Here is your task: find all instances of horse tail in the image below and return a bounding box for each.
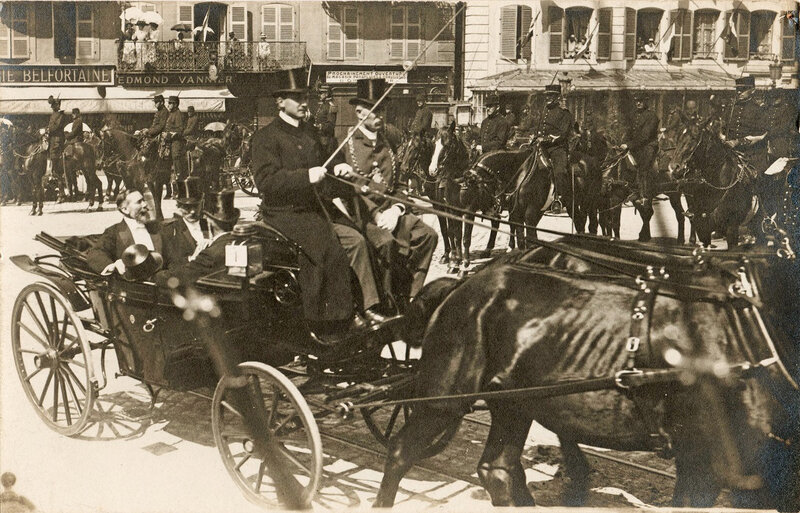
[402,277,460,347]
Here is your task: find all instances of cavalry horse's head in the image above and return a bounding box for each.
[429,123,470,179]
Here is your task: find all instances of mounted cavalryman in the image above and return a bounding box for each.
[45,95,69,203]
[724,75,768,173]
[310,84,338,155]
[621,90,660,241]
[478,92,512,154]
[538,84,573,206]
[409,92,433,138]
[165,95,187,182]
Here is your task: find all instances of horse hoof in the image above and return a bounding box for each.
[447,266,459,275]
[97,205,104,212]
[438,255,449,265]
[29,210,36,216]
[462,260,470,269]
[457,269,468,279]
[37,211,43,216]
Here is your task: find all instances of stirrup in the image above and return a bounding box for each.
[549,197,563,215]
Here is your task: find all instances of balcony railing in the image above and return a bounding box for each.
[117,41,307,72]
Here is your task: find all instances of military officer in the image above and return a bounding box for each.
[183,105,200,140]
[622,91,659,197]
[142,94,168,140]
[479,92,512,153]
[725,76,769,173]
[332,78,437,316]
[165,96,187,182]
[250,68,357,342]
[537,84,573,199]
[46,95,69,202]
[65,108,84,144]
[310,84,338,155]
[409,92,433,137]
[136,94,171,214]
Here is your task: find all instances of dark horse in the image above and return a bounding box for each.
[187,138,226,192]
[397,132,435,198]
[671,119,760,249]
[376,224,799,509]
[19,132,49,215]
[98,127,155,212]
[63,139,103,211]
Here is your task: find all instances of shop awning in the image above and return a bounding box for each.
[469,68,737,93]
[0,86,233,114]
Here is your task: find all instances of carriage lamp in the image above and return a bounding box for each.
[226,223,263,278]
[769,59,783,88]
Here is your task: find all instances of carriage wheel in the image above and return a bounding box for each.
[234,170,259,197]
[360,402,456,460]
[11,282,97,436]
[212,362,322,509]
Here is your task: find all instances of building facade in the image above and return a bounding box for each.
[463,0,798,129]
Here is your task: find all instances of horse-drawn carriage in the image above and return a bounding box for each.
[9,225,425,509]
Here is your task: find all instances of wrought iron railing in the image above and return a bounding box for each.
[117,41,307,72]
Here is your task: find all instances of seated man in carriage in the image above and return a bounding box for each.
[160,176,208,272]
[86,188,163,276]
[330,79,437,316]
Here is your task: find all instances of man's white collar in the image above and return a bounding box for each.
[122,216,146,230]
[279,111,300,127]
[358,126,378,140]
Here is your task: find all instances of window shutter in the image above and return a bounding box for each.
[262,5,277,40]
[279,5,294,41]
[229,5,247,41]
[178,5,193,25]
[670,9,691,61]
[624,8,636,60]
[597,8,611,60]
[13,4,30,58]
[76,3,94,59]
[782,15,794,62]
[724,10,749,61]
[407,6,421,61]
[327,8,342,60]
[343,7,359,60]
[548,6,563,59]
[390,7,404,59]
[0,22,9,59]
[519,6,532,60]
[500,5,517,60]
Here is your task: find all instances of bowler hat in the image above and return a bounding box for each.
[272,68,310,97]
[544,84,561,95]
[174,176,202,205]
[735,75,755,91]
[350,78,388,108]
[203,189,240,225]
[153,94,165,102]
[121,244,164,282]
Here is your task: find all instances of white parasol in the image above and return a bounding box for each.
[63,122,92,133]
[141,11,163,26]
[120,6,145,23]
[203,122,227,132]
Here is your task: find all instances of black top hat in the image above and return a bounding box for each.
[544,84,561,95]
[153,94,165,102]
[203,189,240,225]
[272,68,309,97]
[121,244,164,281]
[168,95,180,104]
[735,75,755,91]
[174,176,202,205]
[485,92,500,106]
[350,78,388,108]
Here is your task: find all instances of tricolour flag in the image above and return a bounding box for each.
[724,12,739,57]
[201,7,211,42]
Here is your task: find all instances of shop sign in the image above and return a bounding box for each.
[0,65,115,86]
[118,73,233,87]
[326,70,408,84]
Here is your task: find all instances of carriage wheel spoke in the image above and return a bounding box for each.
[388,343,398,361]
[21,301,51,345]
[266,386,279,427]
[62,363,87,395]
[403,405,411,422]
[255,460,267,493]
[24,366,45,383]
[49,296,59,345]
[276,444,311,475]
[62,368,84,415]
[234,453,251,471]
[384,405,401,439]
[19,348,44,355]
[16,321,49,350]
[272,413,301,438]
[65,359,86,369]
[37,368,55,407]
[33,292,52,336]
[58,370,72,424]
[57,314,70,350]
[52,366,60,422]
[221,400,244,419]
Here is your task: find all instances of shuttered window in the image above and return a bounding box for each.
[0,3,30,59]
[327,5,359,61]
[548,6,563,60]
[624,8,636,60]
[596,8,611,60]
[390,5,422,61]
[781,14,795,62]
[499,5,532,61]
[693,10,718,58]
[178,4,193,26]
[228,5,247,41]
[669,9,692,61]
[723,10,749,61]
[262,4,294,41]
[76,3,96,59]
[749,11,775,59]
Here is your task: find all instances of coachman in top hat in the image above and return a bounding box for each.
[250,68,357,340]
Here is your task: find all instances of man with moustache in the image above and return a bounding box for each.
[250,68,358,343]
[160,177,207,272]
[86,188,163,275]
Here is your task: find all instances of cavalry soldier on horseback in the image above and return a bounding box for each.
[183,105,200,140]
[250,68,359,344]
[479,92,512,154]
[538,84,573,203]
[165,96,187,182]
[310,84,338,155]
[332,78,437,318]
[45,95,69,203]
[621,90,659,240]
[65,108,84,144]
[409,92,433,138]
[725,76,769,172]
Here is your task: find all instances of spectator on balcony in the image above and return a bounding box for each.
[173,31,188,51]
[643,38,657,59]
[224,32,245,70]
[257,33,277,71]
[566,34,577,58]
[133,20,148,70]
[120,22,137,70]
[143,23,159,71]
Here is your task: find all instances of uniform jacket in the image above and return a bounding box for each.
[409,106,433,135]
[727,95,767,143]
[540,104,573,149]
[66,115,84,142]
[161,214,200,272]
[146,106,168,138]
[183,114,200,138]
[165,109,185,135]
[85,219,164,274]
[311,100,337,138]
[480,111,512,153]
[627,108,659,151]
[338,128,397,220]
[251,116,345,213]
[47,110,68,140]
